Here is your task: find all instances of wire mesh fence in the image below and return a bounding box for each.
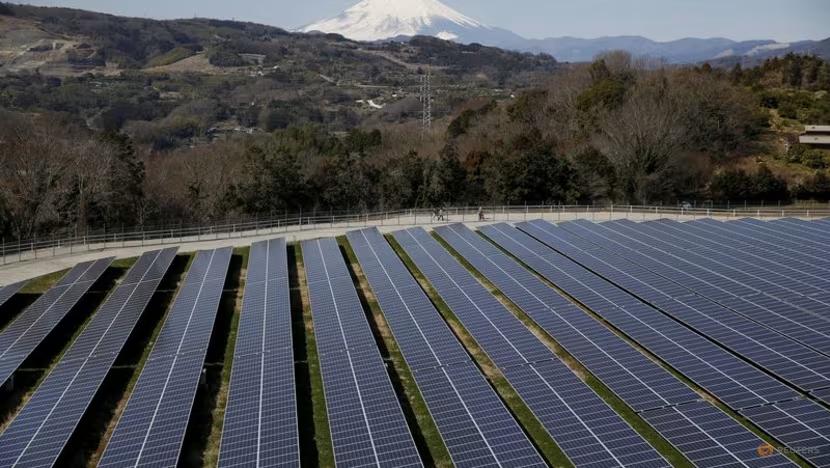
[2,204,828,266]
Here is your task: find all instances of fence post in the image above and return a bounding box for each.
[1,237,4,265]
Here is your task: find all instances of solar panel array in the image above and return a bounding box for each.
[606,223,830,356]
[219,239,299,468]
[0,281,26,311]
[0,248,177,468]
[99,247,232,467]
[395,227,668,467]
[434,224,795,467]
[533,219,830,467]
[479,222,797,411]
[302,237,422,468]
[643,219,830,357]
[435,223,698,412]
[520,220,830,395]
[0,258,113,388]
[346,228,546,468]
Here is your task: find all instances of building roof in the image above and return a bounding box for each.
[800,135,830,145]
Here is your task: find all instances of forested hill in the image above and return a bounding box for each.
[0,2,555,77]
[0,3,829,244]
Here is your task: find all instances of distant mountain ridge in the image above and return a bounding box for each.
[302,0,829,64]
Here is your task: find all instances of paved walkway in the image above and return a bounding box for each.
[0,210,777,285]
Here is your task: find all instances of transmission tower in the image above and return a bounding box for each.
[420,67,433,133]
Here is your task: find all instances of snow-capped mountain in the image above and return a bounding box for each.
[300,0,523,46]
[300,0,827,64]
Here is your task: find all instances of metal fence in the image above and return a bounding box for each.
[3,204,829,267]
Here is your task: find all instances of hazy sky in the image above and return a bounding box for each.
[19,0,830,42]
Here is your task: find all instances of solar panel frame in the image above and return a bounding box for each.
[481,222,798,410]
[520,220,830,394]
[0,248,177,468]
[346,228,546,468]
[301,237,422,468]
[0,257,114,387]
[611,219,827,299]
[740,399,830,467]
[99,247,231,468]
[641,402,794,468]
[218,239,299,468]
[395,227,669,468]
[434,223,702,413]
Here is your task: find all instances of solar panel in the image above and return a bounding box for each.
[648,220,830,355]
[663,219,830,280]
[302,238,422,468]
[641,402,794,467]
[218,239,299,468]
[611,220,826,299]
[775,218,830,237]
[738,218,830,249]
[480,223,798,410]
[0,281,26,311]
[99,247,231,467]
[694,219,830,271]
[346,228,546,468]
[740,399,830,467]
[519,220,830,394]
[0,257,114,388]
[0,248,177,468]
[394,227,668,467]
[432,224,699,412]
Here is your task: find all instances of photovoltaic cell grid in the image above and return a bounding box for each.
[395,228,669,468]
[645,219,830,357]
[641,402,795,468]
[99,247,232,467]
[697,218,830,275]
[479,222,797,411]
[434,223,699,413]
[0,248,177,468]
[302,238,422,468]
[741,399,830,467]
[605,219,830,318]
[693,218,830,313]
[435,224,795,467]
[521,220,830,395]
[651,219,830,294]
[219,239,299,468]
[346,228,546,468]
[0,258,113,387]
[607,219,830,327]
[549,219,830,466]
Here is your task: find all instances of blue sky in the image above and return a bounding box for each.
[19,0,830,42]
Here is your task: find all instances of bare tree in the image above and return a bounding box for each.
[595,75,688,203]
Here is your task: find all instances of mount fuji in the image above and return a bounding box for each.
[300,0,827,64]
[300,0,525,47]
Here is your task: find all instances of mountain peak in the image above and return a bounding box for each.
[300,0,489,42]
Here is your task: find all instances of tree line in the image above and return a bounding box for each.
[2,53,829,241]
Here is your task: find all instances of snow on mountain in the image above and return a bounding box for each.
[300,0,825,64]
[299,0,523,46]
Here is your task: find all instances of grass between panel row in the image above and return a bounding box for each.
[338,236,453,468]
[461,228,811,468]
[426,230,695,468]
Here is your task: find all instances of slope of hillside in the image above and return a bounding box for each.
[0,2,555,79]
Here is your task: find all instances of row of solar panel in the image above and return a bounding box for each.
[1,217,828,467]
[505,218,830,467]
